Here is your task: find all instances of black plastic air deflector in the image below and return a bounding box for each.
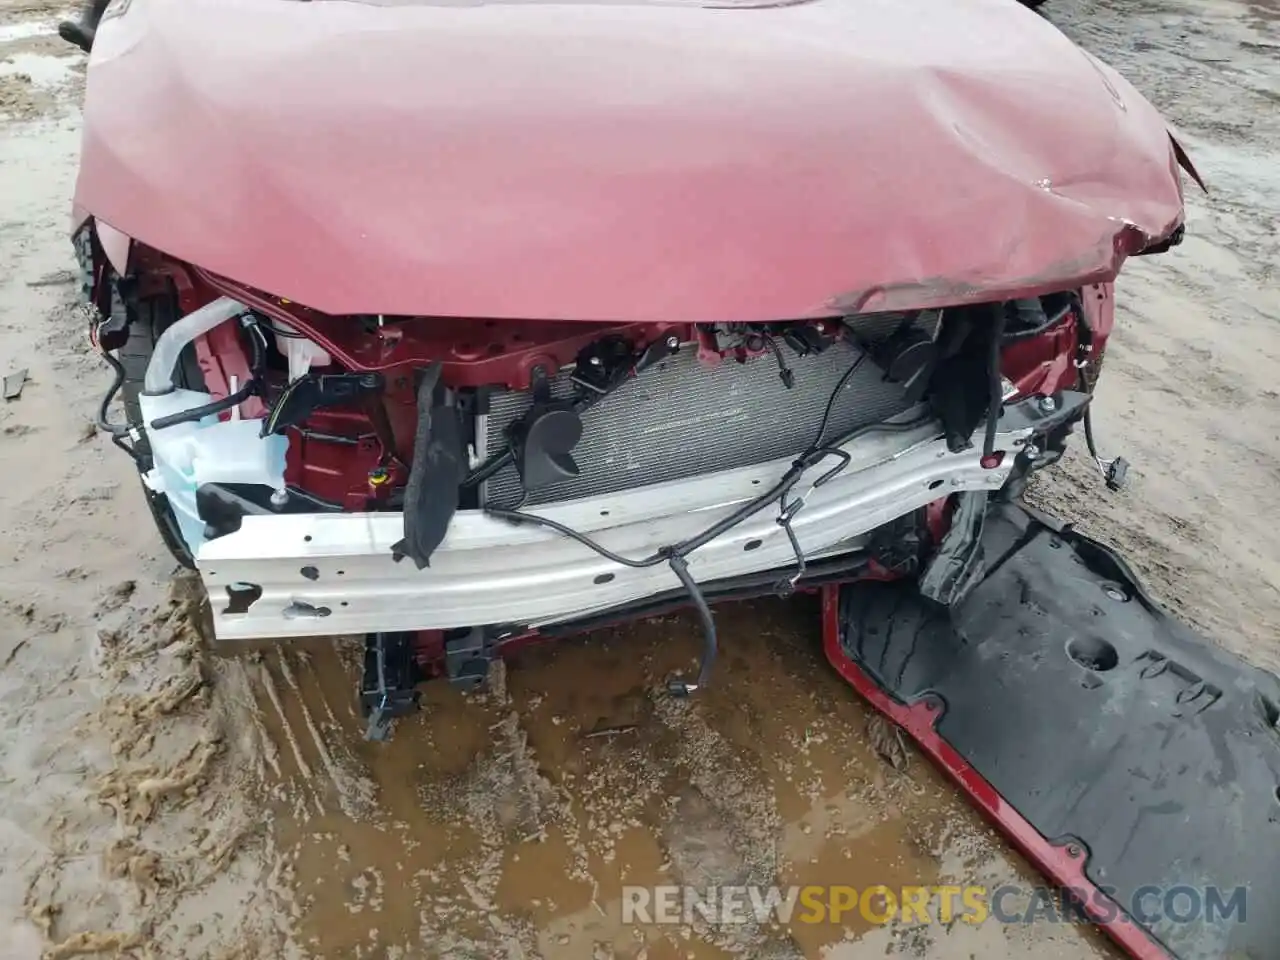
[837,503,1280,960]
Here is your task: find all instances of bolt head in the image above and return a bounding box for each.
[270,488,289,506]
[589,355,603,366]
[665,335,680,349]
[1038,395,1058,413]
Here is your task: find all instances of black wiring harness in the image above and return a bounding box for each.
[93,347,144,465]
[484,342,930,695]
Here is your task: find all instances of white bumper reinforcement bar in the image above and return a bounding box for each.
[200,417,1032,641]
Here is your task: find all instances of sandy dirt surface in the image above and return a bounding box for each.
[0,0,1276,957]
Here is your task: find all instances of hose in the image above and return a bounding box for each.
[147,321,265,431]
[143,296,246,395]
[148,379,258,430]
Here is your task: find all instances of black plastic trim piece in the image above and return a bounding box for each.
[836,502,1280,960]
[196,482,343,541]
[535,551,870,638]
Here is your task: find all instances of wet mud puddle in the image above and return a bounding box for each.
[0,5,80,122]
[241,600,1118,959]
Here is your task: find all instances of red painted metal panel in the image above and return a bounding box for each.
[75,0,1186,321]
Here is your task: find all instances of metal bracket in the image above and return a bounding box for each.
[918,490,989,607]
[359,631,422,741]
[996,389,1091,435]
[262,371,385,437]
[443,627,494,690]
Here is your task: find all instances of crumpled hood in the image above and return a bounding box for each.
[75,0,1188,321]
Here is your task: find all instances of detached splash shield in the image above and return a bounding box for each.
[825,502,1280,960]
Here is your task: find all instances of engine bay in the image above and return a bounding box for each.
[84,244,1116,701]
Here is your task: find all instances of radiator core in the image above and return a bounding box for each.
[481,316,933,507]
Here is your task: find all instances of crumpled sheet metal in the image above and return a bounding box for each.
[75,0,1190,322]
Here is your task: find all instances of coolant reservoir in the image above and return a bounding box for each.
[138,389,289,555]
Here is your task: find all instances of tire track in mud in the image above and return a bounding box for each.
[254,657,319,793]
[239,602,1117,960]
[243,645,382,824]
[9,577,299,960]
[276,647,378,820]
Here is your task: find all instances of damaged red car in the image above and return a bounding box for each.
[62,0,1279,958]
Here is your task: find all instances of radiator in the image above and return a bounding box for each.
[480,314,934,507]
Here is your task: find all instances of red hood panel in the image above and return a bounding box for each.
[75,0,1186,321]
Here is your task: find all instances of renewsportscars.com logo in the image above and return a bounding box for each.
[621,884,1248,927]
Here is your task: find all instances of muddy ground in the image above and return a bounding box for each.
[0,0,1276,957]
